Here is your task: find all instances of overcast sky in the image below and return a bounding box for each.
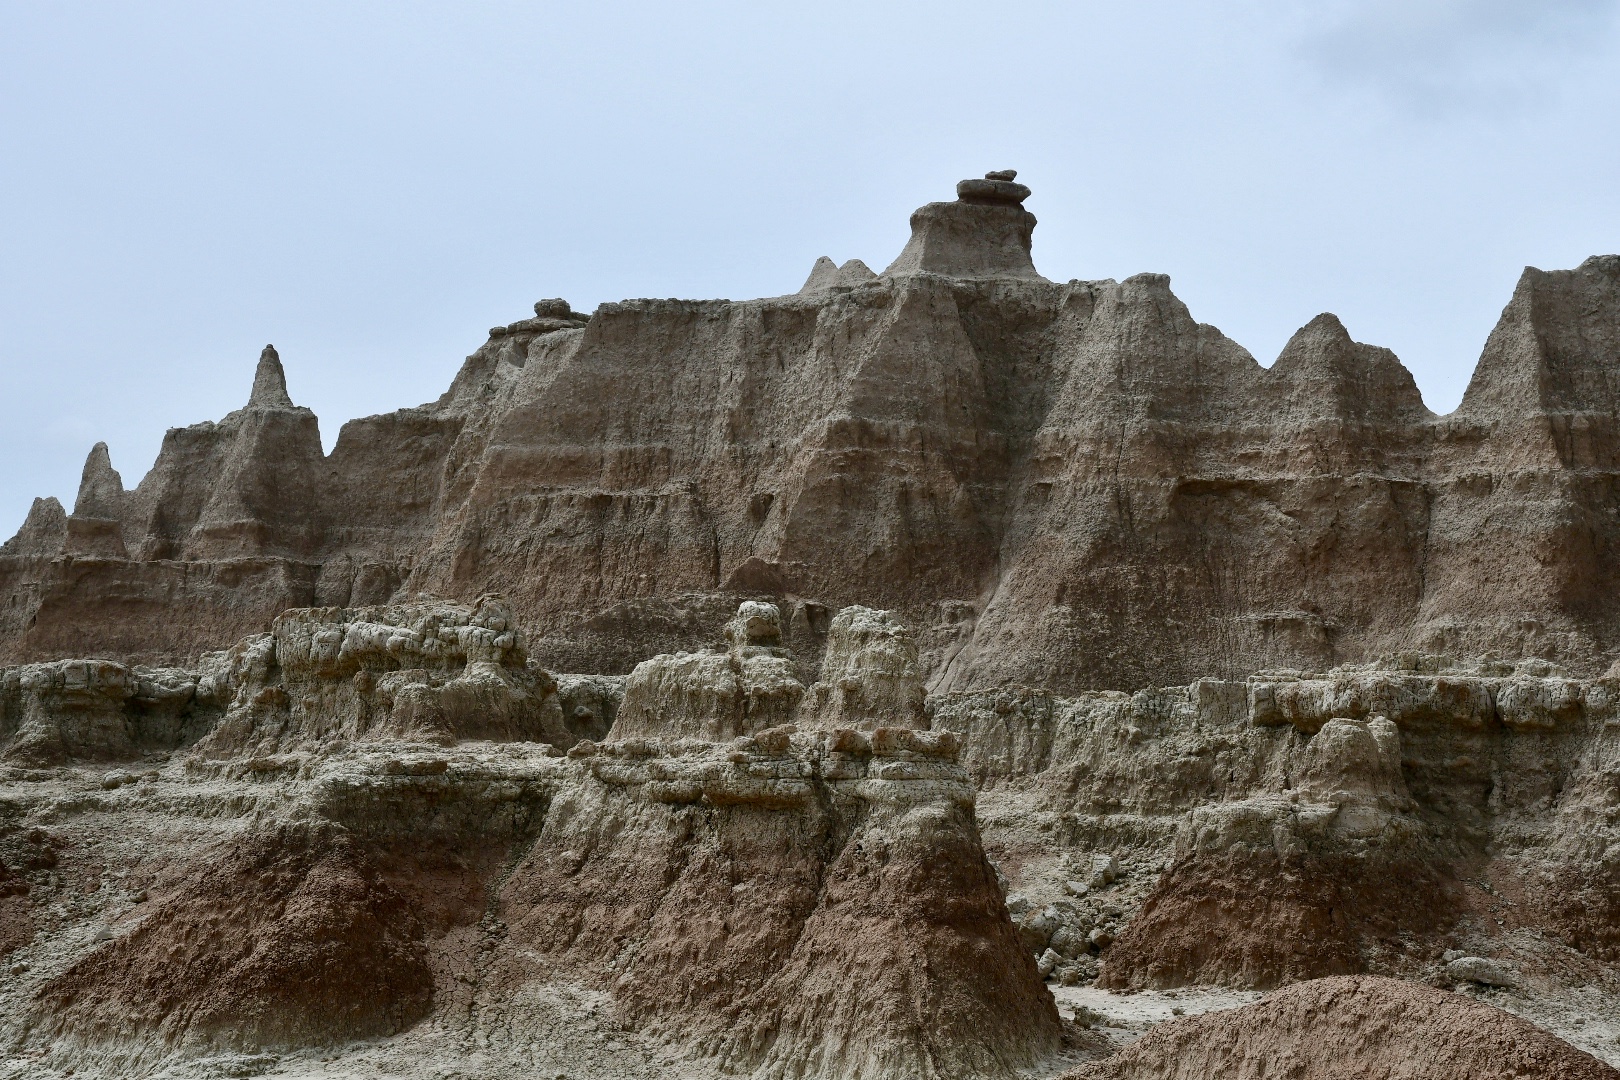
[3,0,1618,537]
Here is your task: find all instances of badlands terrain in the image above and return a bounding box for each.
[3,171,1620,1077]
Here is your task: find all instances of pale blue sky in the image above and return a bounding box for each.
[3,1,1618,536]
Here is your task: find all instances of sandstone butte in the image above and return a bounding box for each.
[2,172,1620,1079]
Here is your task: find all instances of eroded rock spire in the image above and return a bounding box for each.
[249,344,295,408]
[798,256,878,294]
[73,442,125,519]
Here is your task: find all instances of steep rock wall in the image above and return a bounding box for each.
[3,179,1619,694]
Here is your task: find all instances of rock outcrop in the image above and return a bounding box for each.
[5,173,1620,1078]
[798,256,877,293]
[608,601,805,742]
[191,595,571,755]
[0,497,65,557]
[35,822,433,1061]
[6,602,1058,1079]
[883,169,1043,280]
[926,654,1620,1000]
[3,176,1619,695]
[798,605,927,730]
[0,595,567,764]
[500,730,1056,1080]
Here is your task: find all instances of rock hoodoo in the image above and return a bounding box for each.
[247,344,295,408]
[883,169,1043,280]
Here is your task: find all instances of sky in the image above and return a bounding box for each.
[2,0,1618,537]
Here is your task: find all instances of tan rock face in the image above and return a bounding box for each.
[0,596,567,764]
[798,605,927,730]
[883,178,1042,280]
[4,603,1062,1079]
[926,656,1620,1008]
[3,178,1618,692]
[501,732,1057,1080]
[7,609,1620,1073]
[608,602,802,742]
[0,496,65,558]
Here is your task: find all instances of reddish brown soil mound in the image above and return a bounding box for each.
[1065,976,1619,1080]
[38,821,431,1050]
[0,893,30,957]
[1528,861,1620,962]
[1100,849,1459,990]
[499,773,1060,1079]
[0,829,55,956]
[742,801,1058,1078]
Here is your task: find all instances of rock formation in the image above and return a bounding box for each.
[1,601,1062,1079]
[3,173,1620,1077]
[35,822,433,1061]
[925,654,1620,1001]
[3,175,1618,695]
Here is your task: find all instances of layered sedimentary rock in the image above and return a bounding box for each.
[3,175,1618,693]
[8,602,1620,1073]
[2,601,1058,1080]
[499,729,1055,1080]
[925,652,1620,999]
[34,822,434,1064]
[5,172,1620,1077]
[0,596,565,764]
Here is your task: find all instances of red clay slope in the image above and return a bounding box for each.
[1065,975,1618,1080]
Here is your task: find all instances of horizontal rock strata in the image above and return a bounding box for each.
[6,170,1620,1078]
[3,601,1059,1079]
[2,178,1618,694]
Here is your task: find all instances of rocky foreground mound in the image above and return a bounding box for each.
[1064,976,1620,1080]
[0,598,1064,1078]
[4,595,1620,1075]
[35,822,432,1059]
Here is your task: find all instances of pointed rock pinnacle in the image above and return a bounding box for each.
[73,442,125,518]
[249,345,295,408]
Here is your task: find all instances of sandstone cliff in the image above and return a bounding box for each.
[4,177,1619,693]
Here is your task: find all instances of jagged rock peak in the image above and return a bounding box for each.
[73,442,125,519]
[0,496,66,556]
[883,169,1045,282]
[248,344,295,408]
[798,256,878,294]
[1456,253,1620,426]
[1269,313,1431,424]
